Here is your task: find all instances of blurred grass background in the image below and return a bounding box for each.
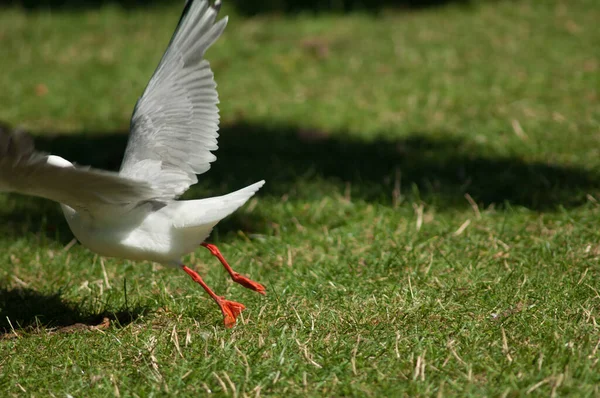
[0,0,599,396]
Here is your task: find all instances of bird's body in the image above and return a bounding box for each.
[61,181,263,265]
[0,0,265,328]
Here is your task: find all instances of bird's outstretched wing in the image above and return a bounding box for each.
[120,0,227,200]
[0,129,156,216]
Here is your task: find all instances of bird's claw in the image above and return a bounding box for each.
[218,298,246,328]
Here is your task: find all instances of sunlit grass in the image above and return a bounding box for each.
[0,0,599,395]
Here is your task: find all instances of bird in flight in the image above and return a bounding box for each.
[0,0,265,328]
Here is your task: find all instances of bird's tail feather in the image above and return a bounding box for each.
[172,180,265,228]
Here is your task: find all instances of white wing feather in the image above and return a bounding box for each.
[0,130,155,217]
[120,0,227,200]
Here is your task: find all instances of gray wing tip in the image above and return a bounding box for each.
[182,0,222,19]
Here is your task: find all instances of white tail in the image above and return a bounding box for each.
[171,180,265,228]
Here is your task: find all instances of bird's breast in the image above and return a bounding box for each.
[62,207,176,264]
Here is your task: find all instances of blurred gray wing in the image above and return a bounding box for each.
[120,0,227,200]
[0,130,156,217]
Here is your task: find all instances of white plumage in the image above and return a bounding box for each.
[0,0,265,328]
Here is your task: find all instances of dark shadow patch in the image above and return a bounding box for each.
[0,0,170,10]
[2,122,600,240]
[0,0,492,13]
[230,0,477,16]
[0,287,145,336]
[0,194,74,244]
[33,123,600,210]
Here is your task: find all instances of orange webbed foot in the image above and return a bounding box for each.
[218,298,246,328]
[231,273,266,295]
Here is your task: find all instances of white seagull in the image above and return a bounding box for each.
[0,0,265,328]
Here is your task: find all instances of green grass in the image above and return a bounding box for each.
[1,0,600,395]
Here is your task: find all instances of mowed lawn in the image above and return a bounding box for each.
[1,0,599,395]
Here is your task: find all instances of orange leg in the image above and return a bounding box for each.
[201,243,266,295]
[182,265,245,328]
[202,243,266,295]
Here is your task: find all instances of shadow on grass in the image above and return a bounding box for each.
[0,287,145,336]
[0,194,74,244]
[0,0,484,12]
[2,121,600,239]
[33,122,600,208]
[230,0,477,15]
[0,0,170,9]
